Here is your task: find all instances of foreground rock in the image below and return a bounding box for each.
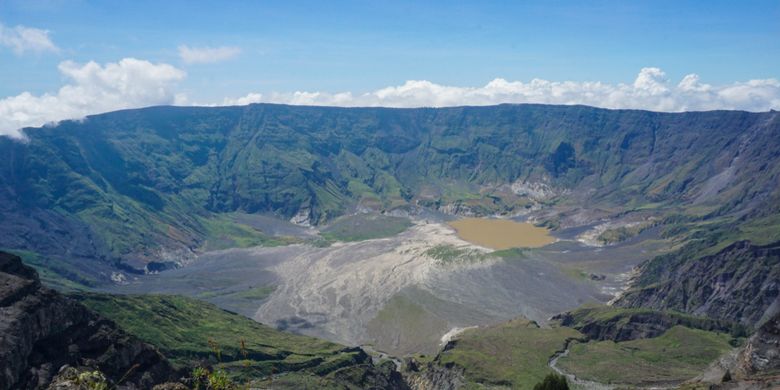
[0,251,177,389]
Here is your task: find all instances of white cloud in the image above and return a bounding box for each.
[0,58,185,138]
[222,67,780,113]
[178,45,241,64]
[2,64,779,139]
[0,23,59,54]
[220,92,263,106]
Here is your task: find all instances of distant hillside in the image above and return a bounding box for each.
[1,103,778,284]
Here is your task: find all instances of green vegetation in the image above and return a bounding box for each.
[437,318,582,389]
[72,293,355,375]
[557,304,747,337]
[423,244,488,264]
[557,326,733,385]
[74,370,109,390]
[5,248,93,290]
[319,213,411,242]
[367,294,448,355]
[490,247,529,259]
[72,293,403,388]
[192,367,237,390]
[422,242,534,265]
[223,286,276,300]
[597,222,650,245]
[200,215,297,251]
[195,285,276,306]
[533,373,569,390]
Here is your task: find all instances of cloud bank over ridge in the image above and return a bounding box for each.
[224,67,780,113]
[1,62,779,139]
[0,58,185,138]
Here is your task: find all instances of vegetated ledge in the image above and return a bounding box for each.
[71,292,409,388]
[551,304,748,342]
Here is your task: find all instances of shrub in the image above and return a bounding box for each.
[533,373,569,390]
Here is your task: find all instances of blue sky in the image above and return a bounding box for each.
[1,0,779,136]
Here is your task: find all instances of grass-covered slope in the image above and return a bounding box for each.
[414,306,745,389]
[553,304,746,341]
[73,294,346,366]
[3,248,94,290]
[433,318,582,389]
[73,293,409,388]
[557,326,734,385]
[72,293,402,388]
[320,213,412,242]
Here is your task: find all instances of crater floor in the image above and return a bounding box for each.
[109,217,669,356]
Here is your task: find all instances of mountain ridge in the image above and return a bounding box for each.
[1,104,779,335]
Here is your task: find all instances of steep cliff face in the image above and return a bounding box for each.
[0,251,175,389]
[615,240,780,327]
[402,358,464,390]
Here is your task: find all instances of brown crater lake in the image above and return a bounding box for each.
[449,218,555,249]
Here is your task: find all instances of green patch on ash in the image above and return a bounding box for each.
[195,285,277,314]
[423,245,533,266]
[367,294,450,356]
[319,213,412,242]
[423,244,488,264]
[199,215,299,251]
[195,286,277,301]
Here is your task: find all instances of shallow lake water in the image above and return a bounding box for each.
[449,218,555,249]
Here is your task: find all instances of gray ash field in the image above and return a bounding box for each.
[109,213,666,356]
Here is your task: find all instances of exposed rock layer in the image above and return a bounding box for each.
[0,251,175,389]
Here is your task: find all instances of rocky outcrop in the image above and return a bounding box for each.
[0,251,177,389]
[615,240,780,327]
[401,356,465,390]
[689,312,780,389]
[737,311,780,378]
[330,360,410,390]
